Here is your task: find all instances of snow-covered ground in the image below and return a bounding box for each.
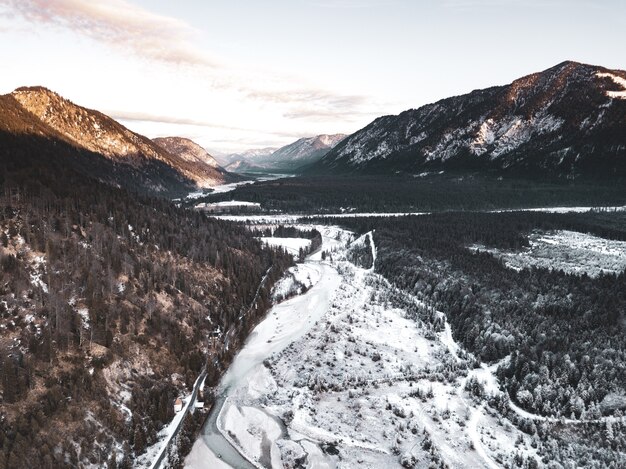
[186,223,544,469]
[259,237,311,255]
[271,263,322,301]
[196,200,261,210]
[219,257,542,468]
[185,181,256,200]
[597,72,626,99]
[186,238,342,469]
[470,229,626,277]
[184,174,288,200]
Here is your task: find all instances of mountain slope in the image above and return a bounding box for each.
[310,61,626,178]
[224,134,346,173]
[215,147,277,168]
[0,135,291,468]
[1,87,231,196]
[152,136,237,185]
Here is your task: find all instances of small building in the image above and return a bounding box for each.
[174,397,183,412]
[194,401,204,409]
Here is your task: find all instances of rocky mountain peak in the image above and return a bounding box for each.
[310,62,626,178]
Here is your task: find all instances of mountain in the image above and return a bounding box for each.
[152,136,235,184]
[214,147,277,167]
[0,87,234,196]
[224,134,346,173]
[310,61,626,178]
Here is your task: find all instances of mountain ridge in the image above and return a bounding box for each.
[224,134,346,173]
[1,86,235,196]
[308,61,626,178]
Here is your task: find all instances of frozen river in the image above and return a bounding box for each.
[185,235,342,469]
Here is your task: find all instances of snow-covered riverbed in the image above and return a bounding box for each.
[185,235,342,469]
[185,215,623,468]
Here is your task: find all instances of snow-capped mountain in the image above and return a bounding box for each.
[1,87,235,196]
[224,134,346,173]
[311,61,626,178]
[214,147,277,167]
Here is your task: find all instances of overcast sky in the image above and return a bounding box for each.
[1,0,624,153]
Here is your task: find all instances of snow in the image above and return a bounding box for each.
[184,175,285,200]
[259,237,311,255]
[137,372,206,469]
[470,230,626,277]
[271,263,322,301]
[219,261,340,392]
[183,442,232,469]
[214,205,626,224]
[187,215,626,468]
[469,113,565,159]
[77,308,90,329]
[597,72,626,99]
[196,200,261,210]
[186,223,541,468]
[221,402,283,464]
[29,255,48,293]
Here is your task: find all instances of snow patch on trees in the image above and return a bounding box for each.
[470,230,626,277]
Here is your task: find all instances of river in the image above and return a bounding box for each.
[185,230,343,469]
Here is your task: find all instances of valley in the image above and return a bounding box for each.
[1,11,626,466]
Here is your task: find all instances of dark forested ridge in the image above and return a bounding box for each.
[190,174,626,214]
[0,152,291,467]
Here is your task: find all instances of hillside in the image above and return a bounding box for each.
[1,87,233,197]
[0,155,291,467]
[310,61,626,178]
[152,136,236,184]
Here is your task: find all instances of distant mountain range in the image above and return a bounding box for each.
[222,134,346,173]
[309,61,626,179]
[214,147,277,168]
[0,87,235,197]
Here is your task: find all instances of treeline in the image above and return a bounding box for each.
[189,174,626,214]
[251,225,322,262]
[0,160,292,468]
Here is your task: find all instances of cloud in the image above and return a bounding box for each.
[109,110,244,131]
[304,0,399,8]
[3,0,216,67]
[282,106,378,122]
[441,0,592,9]
[108,110,308,139]
[246,87,366,107]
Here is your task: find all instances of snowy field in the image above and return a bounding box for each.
[216,258,543,469]
[470,230,626,277]
[186,223,546,469]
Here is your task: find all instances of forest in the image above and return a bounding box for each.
[188,174,626,214]
[0,158,292,468]
[314,210,626,466]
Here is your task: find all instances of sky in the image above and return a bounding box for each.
[1,0,625,154]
